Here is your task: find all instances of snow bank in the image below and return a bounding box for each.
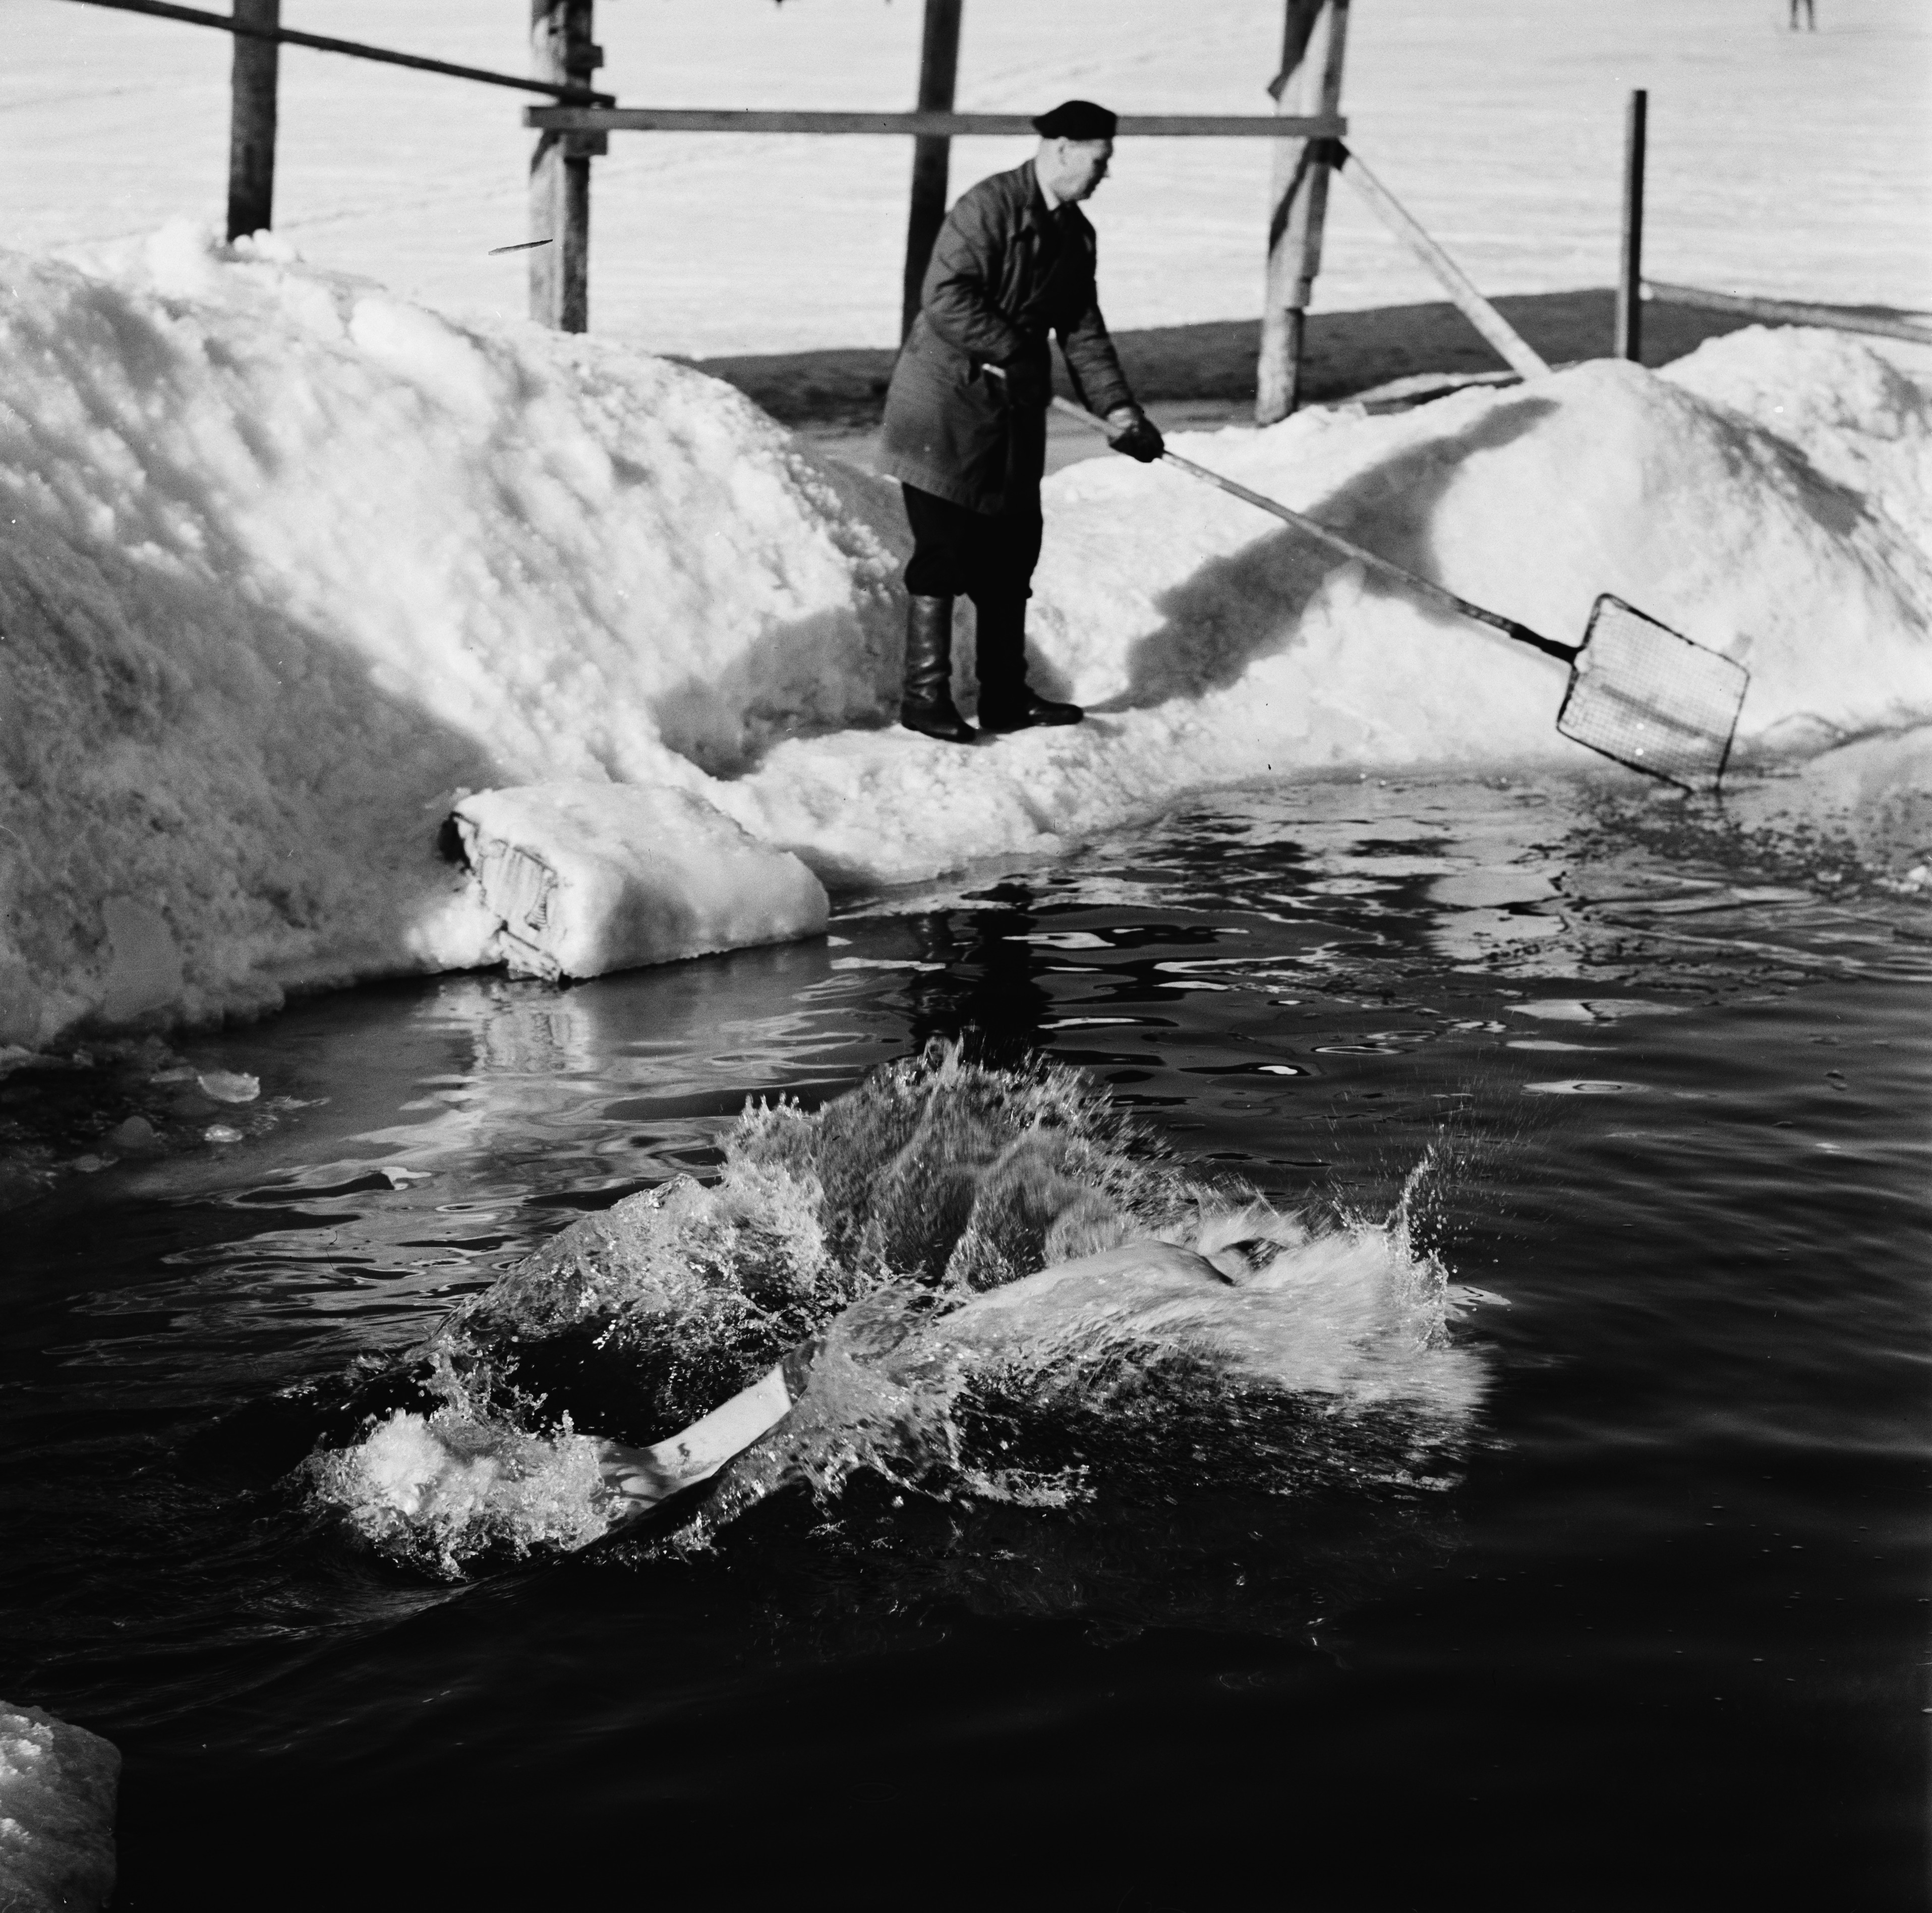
[4,228,1930,1041]
[0,1702,119,1913]
[0,226,902,1044]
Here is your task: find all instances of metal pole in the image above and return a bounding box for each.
[901,0,963,339]
[530,0,603,331]
[1616,88,1647,363]
[1257,0,1349,424]
[225,0,278,240]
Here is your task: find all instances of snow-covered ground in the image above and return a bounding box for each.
[7,0,1929,357]
[3,225,1929,1046]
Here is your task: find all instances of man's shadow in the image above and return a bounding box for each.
[1089,395,1558,713]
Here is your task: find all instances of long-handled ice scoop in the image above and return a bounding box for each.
[1050,394,1750,793]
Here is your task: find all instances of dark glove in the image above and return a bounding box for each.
[990,359,1049,410]
[1105,405,1165,463]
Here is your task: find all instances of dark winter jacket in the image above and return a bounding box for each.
[878,161,1136,515]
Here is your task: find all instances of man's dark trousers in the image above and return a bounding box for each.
[900,485,1043,608]
[901,484,1043,709]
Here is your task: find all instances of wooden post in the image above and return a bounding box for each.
[1257,0,1348,424]
[530,0,603,331]
[1616,89,1647,363]
[901,0,964,338]
[225,0,278,240]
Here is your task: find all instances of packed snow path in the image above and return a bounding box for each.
[3,228,1930,1045]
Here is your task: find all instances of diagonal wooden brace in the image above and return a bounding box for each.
[1328,141,1551,380]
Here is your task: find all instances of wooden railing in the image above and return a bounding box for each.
[524,108,1346,139]
[1643,281,1932,348]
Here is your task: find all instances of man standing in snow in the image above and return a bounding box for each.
[879,98,1165,743]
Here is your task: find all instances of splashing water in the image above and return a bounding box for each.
[304,1049,1485,1575]
[303,1354,620,1577]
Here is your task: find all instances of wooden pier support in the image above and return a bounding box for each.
[1257,0,1349,424]
[530,0,604,332]
[901,0,963,339]
[225,0,278,240]
[1617,89,1648,362]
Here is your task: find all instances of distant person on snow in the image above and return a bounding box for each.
[877,98,1166,743]
[1789,0,1814,25]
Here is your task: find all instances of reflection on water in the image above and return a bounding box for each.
[1,756,1927,1908]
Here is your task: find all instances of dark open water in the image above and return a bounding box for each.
[3,768,1927,1911]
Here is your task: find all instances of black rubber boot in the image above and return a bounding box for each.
[973,597,1083,732]
[898,595,977,743]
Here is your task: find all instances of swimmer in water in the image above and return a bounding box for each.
[596,1239,1255,1513]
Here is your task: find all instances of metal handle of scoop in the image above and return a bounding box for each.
[1049,394,1580,664]
[1024,380,1748,793]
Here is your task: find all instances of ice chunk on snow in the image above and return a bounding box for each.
[0,1702,119,1913]
[452,782,828,980]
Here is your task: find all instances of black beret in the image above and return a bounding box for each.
[1032,99,1117,141]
